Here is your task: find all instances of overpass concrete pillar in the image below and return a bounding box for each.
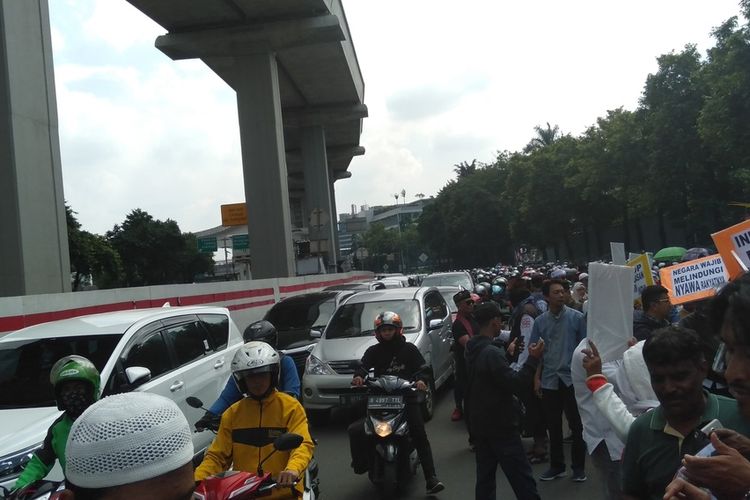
[0,0,71,297]
[235,52,295,278]
[301,125,337,270]
[329,172,341,267]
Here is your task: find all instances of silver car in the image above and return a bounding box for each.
[302,287,454,422]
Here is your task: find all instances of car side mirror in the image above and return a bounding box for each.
[310,329,322,339]
[428,319,444,331]
[125,366,151,387]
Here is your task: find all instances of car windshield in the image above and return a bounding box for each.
[325,300,421,339]
[421,274,472,289]
[0,335,121,409]
[267,297,337,334]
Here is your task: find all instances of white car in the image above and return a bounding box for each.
[0,306,243,490]
[302,287,455,422]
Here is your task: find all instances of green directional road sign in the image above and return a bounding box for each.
[232,234,249,250]
[197,236,218,253]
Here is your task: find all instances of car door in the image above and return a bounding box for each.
[423,291,452,383]
[160,315,230,442]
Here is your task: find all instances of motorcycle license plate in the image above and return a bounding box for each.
[367,395,404,410]
[339,394,367,406]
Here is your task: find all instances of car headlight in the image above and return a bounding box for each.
[374,421,393,437]
[0,443,43,481]
[304,355,335,376]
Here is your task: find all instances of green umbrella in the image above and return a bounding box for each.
[654,246,687,262]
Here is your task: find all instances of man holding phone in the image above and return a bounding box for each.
[620,326,750,500]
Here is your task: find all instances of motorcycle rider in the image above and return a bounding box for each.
[195,341,314,499]
[195,320,300,431]
[13,355,100,493]
[348,311,445,494]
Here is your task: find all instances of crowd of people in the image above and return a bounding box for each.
[9,261,750,500]
[442,262,750,500]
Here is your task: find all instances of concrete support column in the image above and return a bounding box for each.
[0,0,70,296]
[329,173,341,267]
[301,125,337,270]
[235,52,295,278]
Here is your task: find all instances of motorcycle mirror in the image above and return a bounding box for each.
[273,433,304,452]
[186,397,204,409]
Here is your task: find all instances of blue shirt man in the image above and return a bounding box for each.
[529,279,587,482]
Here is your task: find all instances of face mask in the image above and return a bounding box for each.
[60,385,93,419]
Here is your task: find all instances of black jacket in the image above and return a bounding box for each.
[354,335,429,383]
[464,335,538,438]
[633,310,669,341]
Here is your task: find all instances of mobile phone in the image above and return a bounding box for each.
[700,418,723,436]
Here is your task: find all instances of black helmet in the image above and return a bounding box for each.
[243,320,278,348]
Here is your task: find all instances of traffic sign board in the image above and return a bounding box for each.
[197,237,217,253]
[221,203,248,226]
[232,234,249,250]
[419,253,428,263]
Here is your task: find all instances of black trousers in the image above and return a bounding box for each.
[348,402,436,480]
[518,376,547,443]
[541,380,585,471]
[475,434,541,500]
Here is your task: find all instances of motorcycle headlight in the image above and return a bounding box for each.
[0,443,43,481]
[374,421,393,437]
[305,355,335,376]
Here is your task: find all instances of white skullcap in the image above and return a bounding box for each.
[65,392,194,489]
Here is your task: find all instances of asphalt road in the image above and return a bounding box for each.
[309,384,604,499]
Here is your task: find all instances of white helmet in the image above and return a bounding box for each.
[231,341,280,399]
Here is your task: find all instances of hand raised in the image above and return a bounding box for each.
[581,339,602,377]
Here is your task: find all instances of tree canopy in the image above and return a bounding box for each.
[67,207,213,289]
[416,9,750,267]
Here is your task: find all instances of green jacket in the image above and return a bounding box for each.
[13,413,72,491]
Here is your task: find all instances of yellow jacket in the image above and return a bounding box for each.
[195,390,314,499]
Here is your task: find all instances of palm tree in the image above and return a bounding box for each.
[453,159,477,178]
[524,122,561,153]
[415,193,425,200]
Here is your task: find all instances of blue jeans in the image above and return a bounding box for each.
[475,434,540,500]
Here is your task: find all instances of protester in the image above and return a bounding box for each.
[465,302,544,500]
[196,321,300,431]
[451,289,480,423]
[507,288,548,464]
[60,392,195,500]
[529,274,548,313]
[13,355,100,493]
[348,311,445,494]
[620,326,750,500]
[196,341,313,499]
[678,299,728,396]
[580,339,659,442]
[529,279,587,482]
[633,285,672,340]
[570,282,587,312]
[664,272,750,500]
[571,339,624,499]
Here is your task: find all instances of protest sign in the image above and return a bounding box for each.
[712,219,750,279]
[610,242,626,265]
[627,254,655,299]
[587,262,633,363]
[659,254,728,305]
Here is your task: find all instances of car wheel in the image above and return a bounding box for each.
[420,378,435,422]
[306,408,331,427]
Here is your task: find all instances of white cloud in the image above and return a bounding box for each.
[81,1,161,52]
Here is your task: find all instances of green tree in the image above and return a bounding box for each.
[107,209,213,286]
[67,205,123,290]
[523,122,562,153]
[453,159,478,178]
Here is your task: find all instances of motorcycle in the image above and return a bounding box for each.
[0,481,64,500]
[188,397,320,500]
[351,375,420,497]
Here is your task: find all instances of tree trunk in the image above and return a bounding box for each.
[657,208,668,248]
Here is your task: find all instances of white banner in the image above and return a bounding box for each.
[586,262,634,363]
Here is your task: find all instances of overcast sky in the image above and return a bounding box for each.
[49,0,744,235]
